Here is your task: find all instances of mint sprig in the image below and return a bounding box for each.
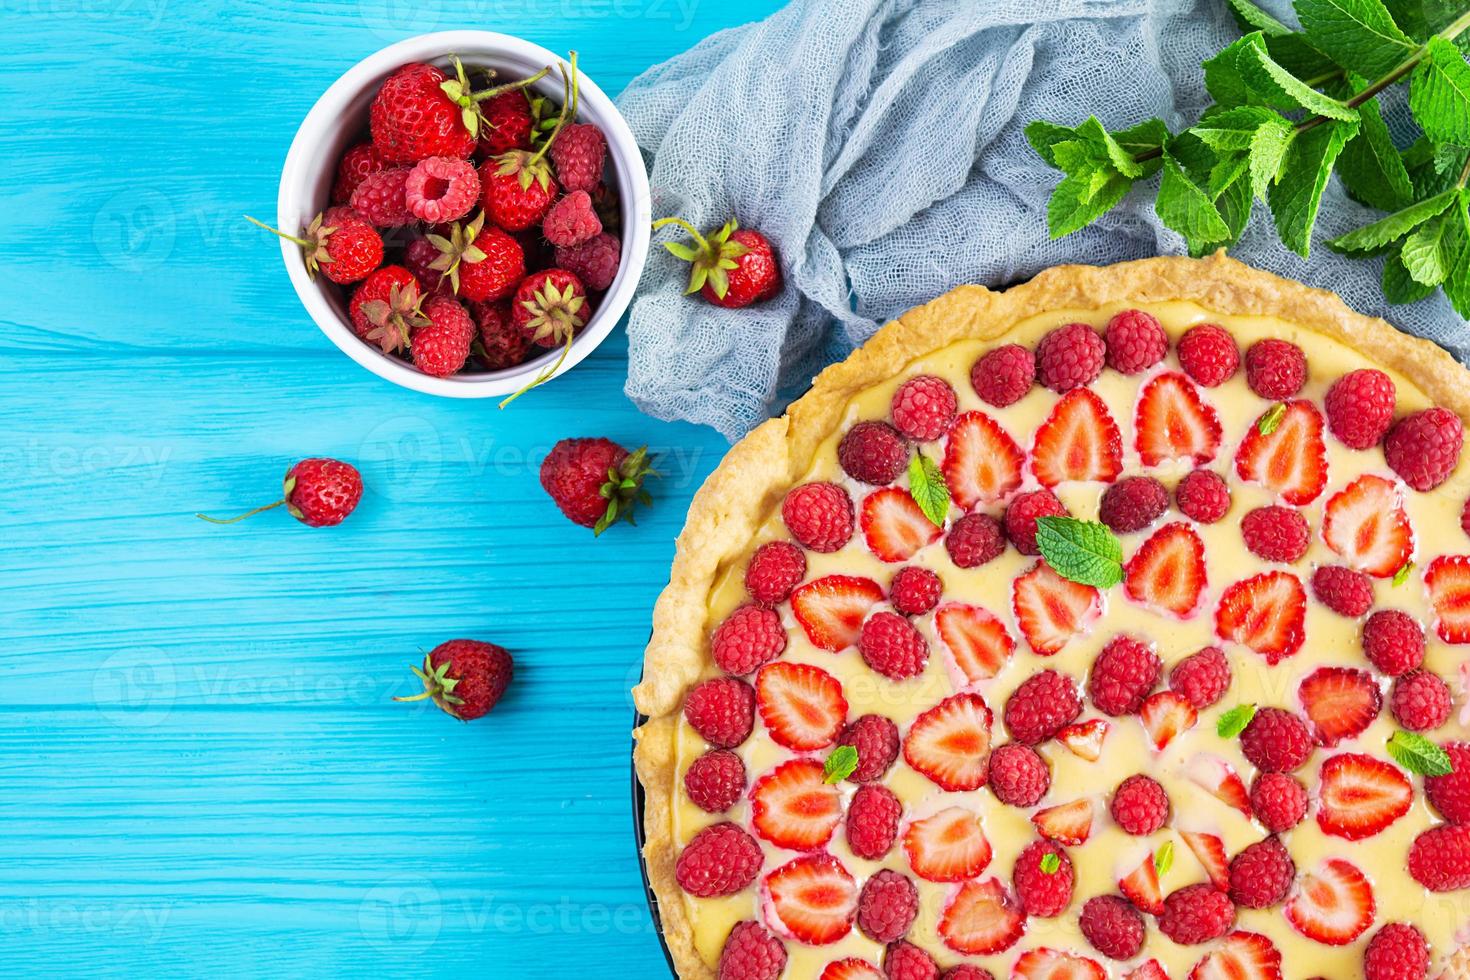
[1258,402,1288,434]
[823,745,860,784]
[907,452,950,528]
[1217,703,1258,738]
[1039,852,1062,875]
[1387,729,1455,775]
[1034,516,1123,588]
[1154,840,1175,876]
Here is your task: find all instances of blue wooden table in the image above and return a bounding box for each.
[1,3,783,975]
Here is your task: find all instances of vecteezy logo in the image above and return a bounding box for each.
[92,189,176,272]
[356,415,445,503]
[358,875,443,953]
[92,647,177,728]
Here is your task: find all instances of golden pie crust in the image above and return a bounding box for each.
[632,253,1470,980]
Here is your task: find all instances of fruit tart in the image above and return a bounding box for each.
[633,254,1470,980]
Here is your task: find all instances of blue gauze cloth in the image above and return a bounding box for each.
[616,0,1470,442]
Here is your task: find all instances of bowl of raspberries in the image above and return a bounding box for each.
[270,31,650,400]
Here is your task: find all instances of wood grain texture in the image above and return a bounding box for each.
[0,2,780,974]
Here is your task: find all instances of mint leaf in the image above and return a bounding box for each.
[1258,402,1288,434]
[1192,106,1281,152]
[1410,37,1470,145]
[1406,139,1470,198]
[1387,729,1455,775]
[1154,840,1175,876]
[907,452,950,528]
[1044,138,1135,238]
[1383,243,1440,302]
[1040,852,1061,875]
[1218,704,1258,738]
[1157,152,1233,253]
[1337,95,1416,211]
[1392,561,1415,586]
[1401,210,1456,286]
[1225,0,1293,33]
[1443,195,1470,319]
[1075,117,1146,179]
[1215,171,1256,246]
[1329,187,1459,254]
[1250,116,1295,200]
[1113,118,1171,176]
[1269,118,1360,256]
[1297,0,1418,78]
[823,745,859,784]
[1026,120,1080,168]
[1207,33,1361,119]
[1035,517,1123,589]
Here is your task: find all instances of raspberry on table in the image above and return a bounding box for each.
[838,420,908,485]
[1174,469,1231,523]
[1311,565,1375,618]
[684,749,746,813]
[1228,836,1295,908]
[1158,882,1235,944]
[1177,323,1239,387]
[1013,839,1074,917]
[847,784,902,859]
[781,482,854,553]
[1325,369,1397,449]
[883,940,938,980]
[548,122,607,193]
[1245,338,1307,399]
[891,375,958,441]
[1362,610,1425,676]
[1239,707,1313,772]
[987,743,1050,807]
[856,868,919,943]
[1036,322,1105,393]
[1408,823,1470,891]
[1104,309,1168,375]
[859,611,928,680]
[711,604,787,675]
[1240,505,1310,563]
[1004,488,1067,555]
[1363,922,1430,980]
[674,822,762,897]
[945,512,1006,568]
[1079,894,1145,960]
[404,155,480,223]
[1390,670,1452,731]
[350,166,415,226]
[1098,476,1169,534]
[1425,742,1470,824]
[970,343,1035,407]
[555,231,622,292]
[717,920,786,980]
[1088,636,1162,716]
[1169,645,1231,708]
[744,540,806,605]
[837,714,900,782]
[683,677,756,747]
[1385,407,1464,491]
[1004,669,1082,744]
[1251,772,1308,833]
[889,566,941,615]
[1110,773,1170,835]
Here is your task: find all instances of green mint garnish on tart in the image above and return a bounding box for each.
[1039,852,1061,875]
[1035,516,1123,588]
[1216,703,1258,739]
[1154,840,1175,876]
[1257,402,1288,435]
[1387,729,1454,776]
[823,745,860,784]
[907,452,951,528]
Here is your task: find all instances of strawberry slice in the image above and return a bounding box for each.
[791,575,883,651]
[1426,555,1470,643]
[1125,522,1207,618]
[755,662,847,752]
[903,692,993,791]
[1297,667,1382,747]
[860,487,941,563]
[1140,690,1198,751]
[1119,848,1164,914]
[942,410,1025,509]
[1013,561,1101,656]
[1057,718,1109,761]
[1215,570,1306,664]
[1125,961,1169,980]
[902,806,992,882]
[1012,948,1107,980]
[937,877,1026,955]
[1185,753,1252,816]
[762,853,857,946]
[1032,388,1123,487]
[1316,752,1412,840]
[1181,830,1230,891]
[819,961,883,980]
[1234,400,1328,505]
[1031,798,1095,846]
[1322,474,1414,577]
[1284,858,1375,946]
[935,602,1015,684]
[1187,931,1283,980]
[750,758,842,852]
[1135,371,1222,465]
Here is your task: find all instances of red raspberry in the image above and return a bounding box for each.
[1013,840,1074,917]
[718,920,786,980]
[1250,772,1308,832]
[838,421,908,485]
[684,749,745,813]
[1408,823,1470,891]
[1098,476,1169,533]
[1110,773,1170,834]
[1385,407,1465,491]
[970,344,1036,407]
[1079,894,1145,960]
[1245,339,1307,399]
[1464,496,1470,538]
[1174,468,1231,523]
[332,142,385,205]
[859,612,928,680]
[674,822,762,897]
[477,89,534,157]
[1004,488,1067,555]
[350,166,415,226]
[891,375,958,441]
[940,968,994,980]
[711,605,787,675]
[1227,836,1294,908]
[410,296,475,377]
[542,189,603,247]
[1240,505,1310,563]
[1311,565,1374,618]
[1425,742,1470,824]
[1390,670,1452,731]
[1089,636,1162,716]
[349,265,422,348]
[404,156,480,223]
[1004,669,1082,745]
[480,154,559,231]
[1362,610,1425,676]
[883,940,937,980]
[548,123,607,194]
[1239,707,1313,772]
[857,869,919,943]
[1178,323,1239,387]
[945,512,1006,568]
[555,232,621,292]
[471,300,532,370]
[987,743,1050,807]
[846,784,902,859]
[836,714,900,782]
[1169,646,1231,709]
[403,236,451,298]
[1325,369,1397,449]
[1158,883,1235,944]
[683,677,756,747]
[1104,309,1168,374]
[744,541,807,604]
[889,566,942,615]
[1036,322,1105,392]
[1363,923,1429,980]
[782,482,854,553]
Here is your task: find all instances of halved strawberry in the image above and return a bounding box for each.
[1322,474,1414,577]
[1234,400,1328,505]
[937,877,1026,955]
[903,692,993,791]
[819,960,883,980]
[1057,718,1109,761]
[942,410,1025,509]
[1181,830,1230,891]
[935,602,1015,685]
[1135,371,1222,466]
[1125,522,1207,618]
[1032,388,1123,487]
[1215,571,1306,664]
[1012,947,1107,980]
[1426,555,1470,643]
[1316,752,1412,841]
[1187,931,1283,980]
[1013,561,1101,656]
[1185,753,1252,816]
[1284,858,1375,946]
[1031,798,1095,846]
[1140,690,1198,750]
[755,662,847,752]
[791,575,883,651]
[860,487,941,563]
[762,853,857,946]
[902,806,992,882]
[1119,848,1163,914]
[1297,667,1382,747]
[1125,961,1169,980]
[750,758,841,852]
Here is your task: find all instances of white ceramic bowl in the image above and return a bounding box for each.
[276,30,651,398]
